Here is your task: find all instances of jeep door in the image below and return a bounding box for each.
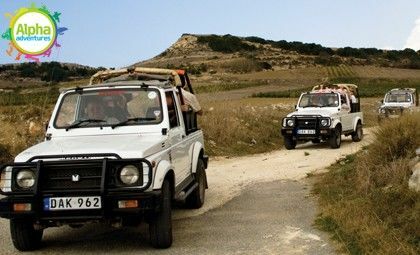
[165,91,190,184]
[338,94,354,132]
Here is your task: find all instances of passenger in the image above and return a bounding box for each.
[127,94,145,118]
[166,93,178,127]
[178,86,203,115]
[340,94,350,112]
[104,96,128,121]
[350,91,358,104]
[327,96,336,106]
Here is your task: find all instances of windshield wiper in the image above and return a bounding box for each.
[111,117,156,129]
[65,119,106,131]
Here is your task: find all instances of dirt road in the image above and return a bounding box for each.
[0,131,373,254]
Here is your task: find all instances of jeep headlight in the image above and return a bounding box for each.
[16,170,35,189]
[320,119,329,127]
[119,165,140,185]
[287,119,295,127]
[380,108,386,114]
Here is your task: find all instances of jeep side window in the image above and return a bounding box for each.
[165,92,179,129]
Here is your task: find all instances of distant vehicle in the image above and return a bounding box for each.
[0,67,208,251]
[281,83,363,149]
[378,88,419,120]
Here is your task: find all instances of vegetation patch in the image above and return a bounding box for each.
[197,34,256,53]
[195,82,267,94]
[252,78,420,98]
[195,34,420,69]
[0,87,59,106]
[199,99,292,156]
[0,62,105,83]
[313,114,420,254]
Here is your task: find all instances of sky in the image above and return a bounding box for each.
[0,0,419,68]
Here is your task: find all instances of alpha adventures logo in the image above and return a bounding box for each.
[1,4,68,62]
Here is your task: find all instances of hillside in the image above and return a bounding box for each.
[0,62,104,89]
[134,34,420,75]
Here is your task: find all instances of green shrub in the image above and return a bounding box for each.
[197,34,256,53]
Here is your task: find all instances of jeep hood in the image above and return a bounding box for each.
[287,108,338,117]
[15,134,166,162]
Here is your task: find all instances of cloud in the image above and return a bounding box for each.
[404,18,420,51]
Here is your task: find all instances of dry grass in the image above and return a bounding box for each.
[313,114,420,255]
[0,105,50,164]
[0,96,381,163]
[199,98,295,156]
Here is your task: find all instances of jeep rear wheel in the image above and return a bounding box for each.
[329,126,341,149]
[186,159,206,209]
[10,218,43,251]
[149,179,172,249]
[352,122,363,142]
[284,136,296,150]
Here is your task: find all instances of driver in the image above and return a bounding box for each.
[85,98,119,123]
[311,95,322,106]
[86,99,105,120]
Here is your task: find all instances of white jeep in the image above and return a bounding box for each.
[378,88,419,120]
[281,84,364,149]
[0,68,208,251]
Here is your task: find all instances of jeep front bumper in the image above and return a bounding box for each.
[281,127,332,140]
[281,115,333,140]
[0,156,160,223]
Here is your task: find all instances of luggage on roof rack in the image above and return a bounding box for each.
[89,67,195,93]
[89,67,196,108]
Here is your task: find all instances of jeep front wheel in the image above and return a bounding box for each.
[284,136,296,150]
[352,122,363,142]
[10,218,43,251]
[186,159,206,209]
[329,126,341,149]
[149,179,172,249]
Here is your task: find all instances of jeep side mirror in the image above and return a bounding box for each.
[294,105,297,109]
[161,128,168,135]
[380,99,383,104]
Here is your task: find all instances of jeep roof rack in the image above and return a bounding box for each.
[388,88,417,93]
[87,67,195,106]
[312,83,359,96]
[89,67,195,94]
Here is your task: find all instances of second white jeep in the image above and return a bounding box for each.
[281,83,364,149]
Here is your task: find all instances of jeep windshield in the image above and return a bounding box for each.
[54,88,163,129]
[298,93,339,108]
[384,93,412,103]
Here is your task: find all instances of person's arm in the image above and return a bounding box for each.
[181,89,202,114]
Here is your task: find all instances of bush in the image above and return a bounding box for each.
[0,143,13,164]
[196,34,256,53]
[10,62,103,83]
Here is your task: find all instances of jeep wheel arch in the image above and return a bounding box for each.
[152,160,175,190]
[352,117,363,131]
[191,142,204,174]
[331,118,341,130]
